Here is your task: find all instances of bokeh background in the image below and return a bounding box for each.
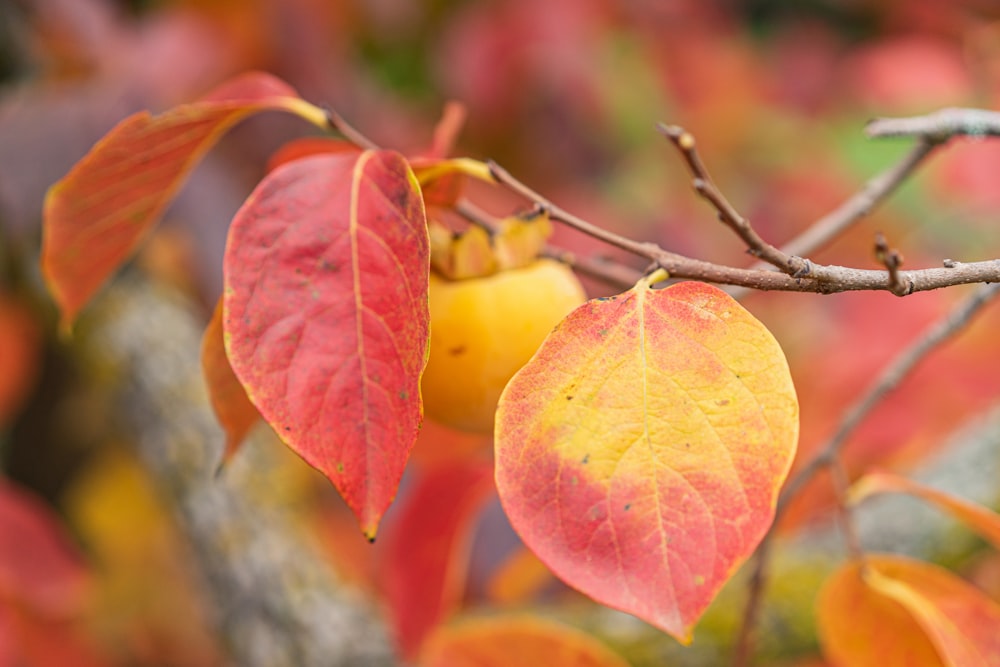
[3,1,1000,665]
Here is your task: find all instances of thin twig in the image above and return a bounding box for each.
[829,455,864,560]
[657,124,808,275]
[325,108,379,150]
[867,107,1000,140]
[732,280,1000,666]
[732,537,773,667]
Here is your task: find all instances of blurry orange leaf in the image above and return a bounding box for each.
[201,297,259,462]
[419,615,631,667]
[495,276,799,642]
[486,546,553,606]
[223,150,429,538]
[818,555,1000,667]
[42,71,328,330]
[848,471,1000,550]
[0,479,90,616]
[379,460,495,658]
[0,295,41,426]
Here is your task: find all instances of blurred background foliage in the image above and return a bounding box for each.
[3,0,1000,665]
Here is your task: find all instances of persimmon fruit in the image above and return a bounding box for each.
[421,259,586,433]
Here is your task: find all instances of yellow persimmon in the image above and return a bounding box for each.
[422,259,586,434]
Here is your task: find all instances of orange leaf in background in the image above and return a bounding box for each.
[848,471,1000,550]
[818,555,1000,667]
[41,71,328,330]
[201,297,259,463]
[486,545,554,606]
[379,460,495,659]
[419,615,632,667]
[495,276,799,642]
[223,150,429,539]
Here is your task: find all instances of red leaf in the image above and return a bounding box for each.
[0,479,90,616]
[419,615,631,667]
[201,297,259,462]
[223,150,430,538]
[41,71,327,330]
[379,460,495,658]
[496,278,798,642]
[0,295,41,426]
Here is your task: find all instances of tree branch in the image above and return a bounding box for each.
[867,107,1000,140]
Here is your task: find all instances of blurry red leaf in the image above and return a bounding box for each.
[223,150,429,538]
[843,36,972,112]
[0,295,41,426]
[265,137,361,174]
[818,555,1000,667]
[419,615,631,667]
[201,297,259,462]
[496,277,799,642]
[42,71,328,330]
[379,460,495,658]
[0,479,90,616]
[3,608,111,667]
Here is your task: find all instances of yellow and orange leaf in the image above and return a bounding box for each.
[201,297,259,462]
[419,615,632,667]
[848,471,1000,550]
[223,150,429,538]
[41,71,327,330]
[818,555,1000,667]
[495,276,799,642]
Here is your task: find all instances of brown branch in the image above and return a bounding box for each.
[867,107,1000,140]
[732,280,1000,666]
[657,124,808,275]
[325,108,379,150]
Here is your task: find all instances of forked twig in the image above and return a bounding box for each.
[657,124,809,276]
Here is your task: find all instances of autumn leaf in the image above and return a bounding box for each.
[817,555,1000,667]
[223,149,429,538]
[41,71,328,330]
[847,471,1000,549]
[495,275,799,642]
[201,297,259,462]
[419,615,632,667]
[378,460,495,658]
[0,294,41,426]
[0,479,90,616]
